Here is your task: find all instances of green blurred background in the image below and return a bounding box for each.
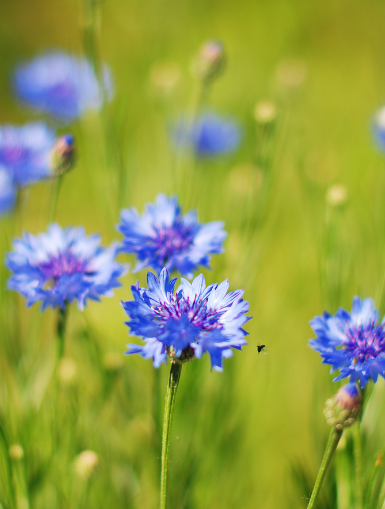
[2,0,385,507]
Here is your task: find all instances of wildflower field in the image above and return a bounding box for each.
[1,0,385,508]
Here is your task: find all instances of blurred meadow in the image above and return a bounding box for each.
[2,0,385,508]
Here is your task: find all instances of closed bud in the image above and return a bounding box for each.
[324,383,361,430]
[73,450,99,480]
[51,135,75,175]
[59,357,77,385]
[326,184,348,208]
[9,443,24,461]
[193,40,225,83]
[103,351,123,372]
[254,100,278,125]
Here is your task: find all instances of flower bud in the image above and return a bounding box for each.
[103,351,124,372]
[324,383,361,430]
[9,443,24,461]
[254,100,278,125]
[51,135,75,176]
[326,184,348,208]
[59,357,77,385]
[73,450,99,480]
[193,40,225,83]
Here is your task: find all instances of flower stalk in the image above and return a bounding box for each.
[160,361,182,509]
[307,426,343,509]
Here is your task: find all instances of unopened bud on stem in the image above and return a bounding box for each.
[324,383,361,430]
[193,40,225,83]
[51,135,75,176]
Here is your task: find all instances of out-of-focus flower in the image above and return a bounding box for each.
[59,357,77,385]
[324,383,361,429]
[275,58,307,89]
[373,106,385,150]
[51,135,75,175]
[118,194,226,278]
[7,224,127,311]
[123,268,249,371]
[192,40,226,83]
[0,123,57,186]
[0,166,16,216]
[13,51,113,123]
[254,100,278,125]
[103,351,124,372]
[310,297,385,387]
[149,61,181,96]
[73,450,99,479]
[326,184,348,208]
[9,444,24,461]
[174,113,242,156]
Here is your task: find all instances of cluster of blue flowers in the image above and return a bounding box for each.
[7,190,249,370]
[2,49,249,372]
[0,51,111,216]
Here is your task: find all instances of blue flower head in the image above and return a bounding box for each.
[310,297,385,387]
[175,112,242,156]
[13,51,113,123]
[117,194,227,278]
[0,123,58,186]
[6,224,127,310]
[123,268,250,371]
[0,165,16,216]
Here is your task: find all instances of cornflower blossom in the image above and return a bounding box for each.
[7,224,127,310]
[174,112,242,156]
[123,268,250,371]
[13,51,113,123]
[0,123,57,186]
[118,194,227,278]
[0,166,16,215]
[310,297,385,387]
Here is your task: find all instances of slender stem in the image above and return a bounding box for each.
[307,427,343,509]
[160,362,182,509]
[353,422,364,509]
[49,176,63,223]
[0,423,15,508]
[57,306,68,364]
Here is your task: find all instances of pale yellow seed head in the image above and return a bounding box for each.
[254,100,278,125]
[326,184,348,208]
[74,450,99,480]
[59,357,77,385]
[9,443,24,460]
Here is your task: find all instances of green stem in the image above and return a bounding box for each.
[0,423,15,508]
[353,422,364,509]
[57,306,68,364]
[160,362,182,509]
[307,427,343,509]
[49,176,63,223]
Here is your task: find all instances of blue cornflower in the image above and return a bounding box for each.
[123,268,249,371]
[0,166,16,215]
[310,297,385,387]
[6,224,127,310]
[13,51,113,123]
[0,123,57,186]
[117,194,227,278]
[175,112,242,156]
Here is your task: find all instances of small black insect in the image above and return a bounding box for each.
[257,344,266,354]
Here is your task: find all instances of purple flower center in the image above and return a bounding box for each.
[344,323,385,363]
[153,294,222,332]
[153,223,195,261]
[38,250,91,285]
